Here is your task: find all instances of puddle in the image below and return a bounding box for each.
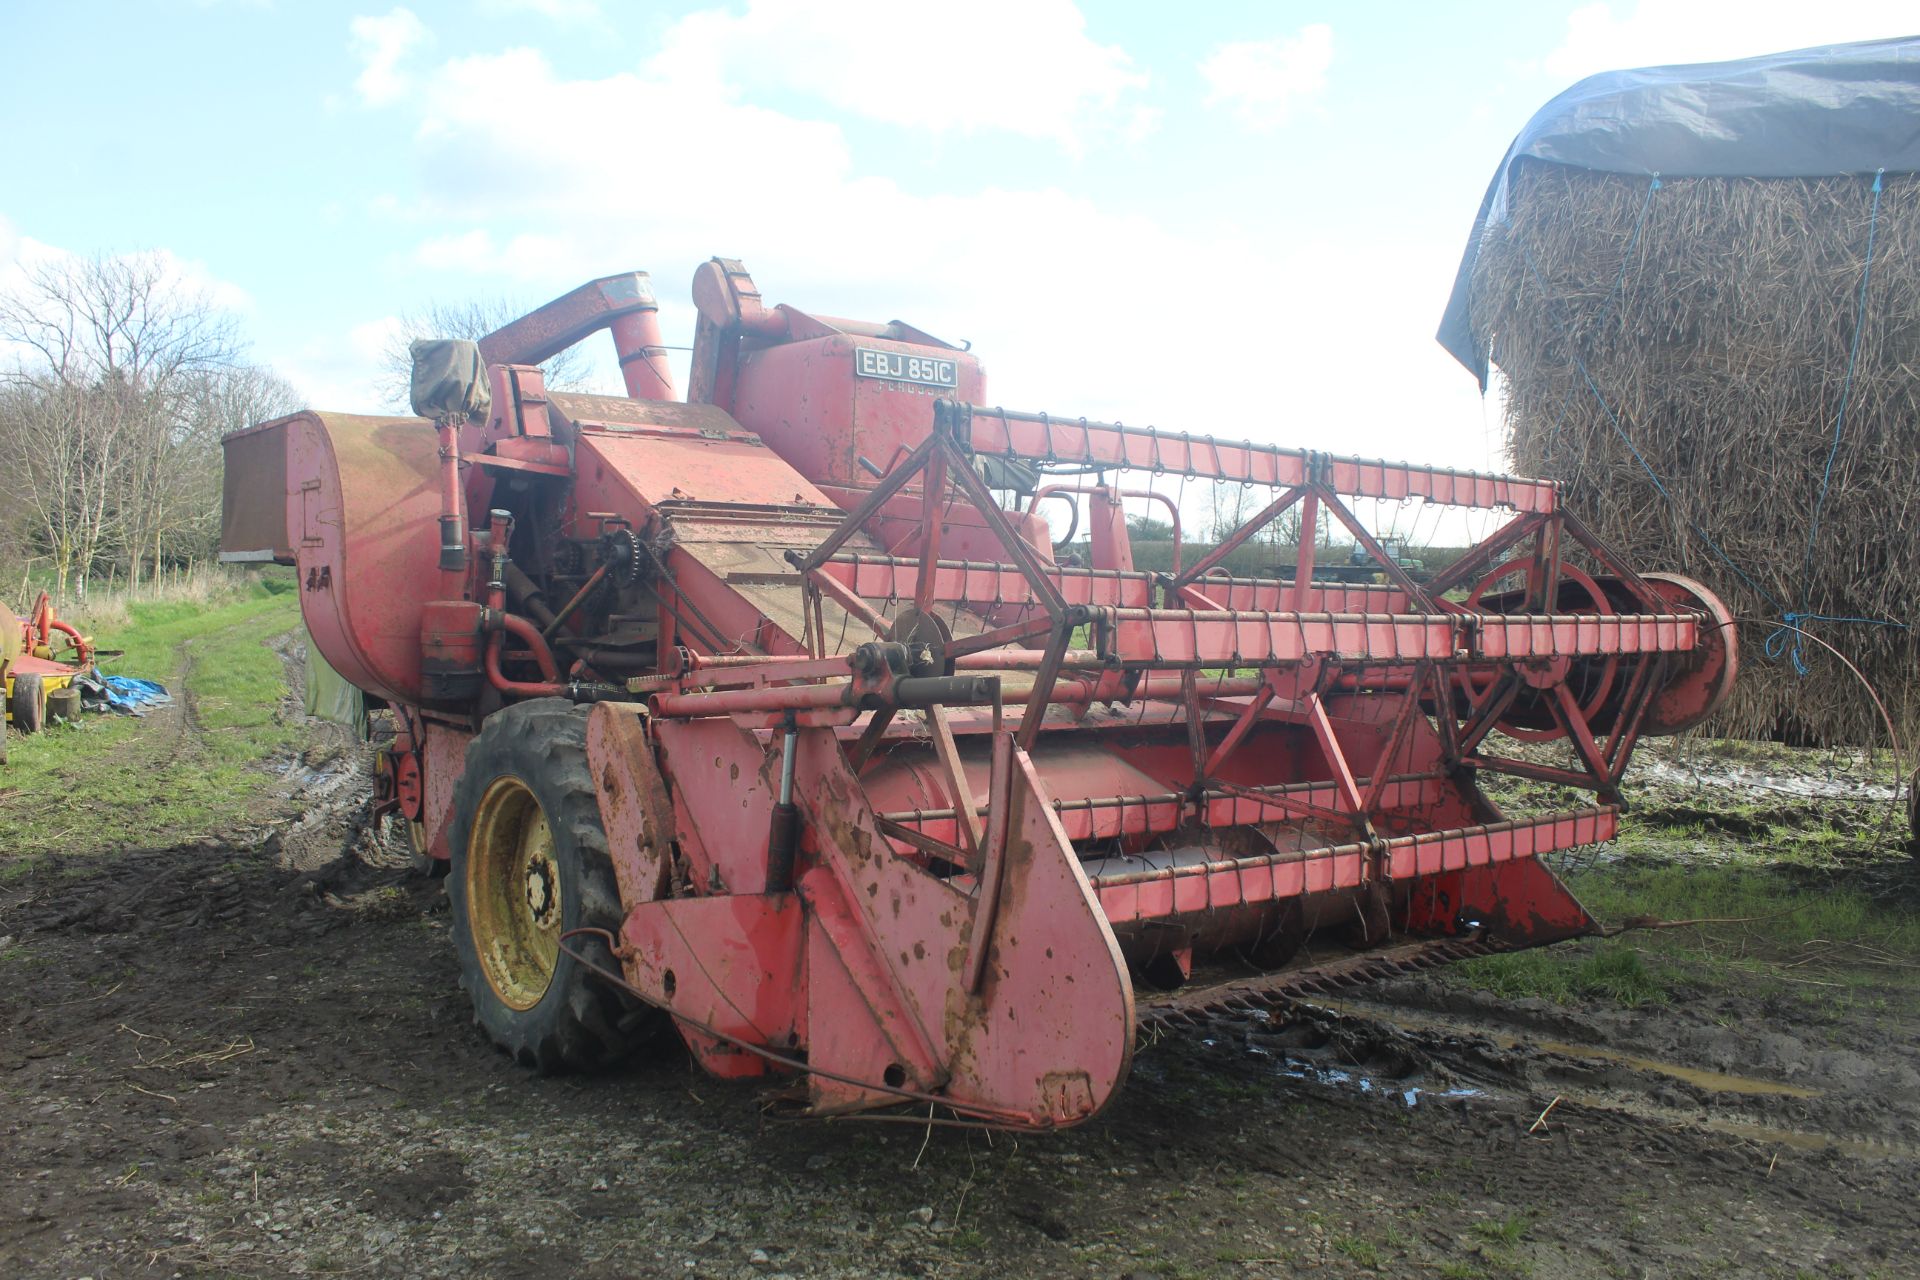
[1275,1060,1482,1108]
[1224,1035,1483,1108]
[1316,999,1820,1099]
[1527,1037,1818,1098]
[1688,1115,1916,1158]
[1195,1003,1915,1158]
[1289,1001,1920,1158]
[1639,755,1895,803]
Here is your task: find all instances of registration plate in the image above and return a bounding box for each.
[854,347,959,389]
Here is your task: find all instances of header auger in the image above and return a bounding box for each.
[221,259,1735,1128]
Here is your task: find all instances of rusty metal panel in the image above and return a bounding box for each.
[276,412,444,706]
[576,429,836,510]
[586,703,674,909]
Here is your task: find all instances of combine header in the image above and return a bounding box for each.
[221,260,1734,1128]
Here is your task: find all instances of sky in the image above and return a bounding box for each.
[2,0,1914,515]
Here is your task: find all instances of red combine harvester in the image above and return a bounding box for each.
[220,261,1734,1128]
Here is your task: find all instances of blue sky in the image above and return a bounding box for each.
[3,0,1912,496]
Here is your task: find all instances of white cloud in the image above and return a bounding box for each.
[0,232,252,318]
[481,0,602,21]
[1200,24,1333,130]
[348,315,404,365]
[349,7,430,106]
[366,42,1492,482]
[653,0,1148,150]
[1544,1,1914,82]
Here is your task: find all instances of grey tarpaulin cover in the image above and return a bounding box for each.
[409,338,492,420]
[1438,34,1920,387]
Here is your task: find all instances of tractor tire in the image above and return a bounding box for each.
[9,674,46,734]
[448,697,659,1072]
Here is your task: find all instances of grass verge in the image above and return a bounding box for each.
[1453,859,1920,1009]
[2,574,303,862]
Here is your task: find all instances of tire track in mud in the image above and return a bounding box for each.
[154,630,207,773]
[1226,991,1920,1169]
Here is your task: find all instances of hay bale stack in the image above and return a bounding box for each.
[1469,162,1920,745]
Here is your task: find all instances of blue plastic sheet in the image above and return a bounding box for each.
[72,672,172,716]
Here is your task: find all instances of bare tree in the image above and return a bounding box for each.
[137,364,302,577]
[377,296,601,412]
[0,253,247,595]
[0,253,236,392]
[1207,483,1260,544]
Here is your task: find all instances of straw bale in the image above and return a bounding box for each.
[1471,161,1920,746]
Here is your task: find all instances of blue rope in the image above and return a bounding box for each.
[1769,169,1901,674]
[1765,612,1910,673]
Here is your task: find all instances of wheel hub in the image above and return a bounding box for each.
[467,777,565,1011]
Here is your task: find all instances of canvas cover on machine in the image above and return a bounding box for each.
[409,339,492,421]
[304,626,368,737]
[1437,34,1920,387]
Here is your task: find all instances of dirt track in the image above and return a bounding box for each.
[4,689,1919,1277]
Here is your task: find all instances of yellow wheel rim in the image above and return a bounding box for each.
[467,776,564,1011]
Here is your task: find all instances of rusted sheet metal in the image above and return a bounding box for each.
[619,892,802,1079]
[796,864,946,1094]
[790,729,1133,1125]
[653,717,774,894]
[585,703,673,908]
[478,271,674,401]
[951,744,1134,1124]
[271,412,448,705]
[1638,573,1739,733]
[958,403,1560,513]
[576,429,836,511]
[724,330,987,494]
[419,719,469,861]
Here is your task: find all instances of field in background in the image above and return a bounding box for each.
[1,569,302,859]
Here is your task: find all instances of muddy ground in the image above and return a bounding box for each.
[3,669,1919,1278]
